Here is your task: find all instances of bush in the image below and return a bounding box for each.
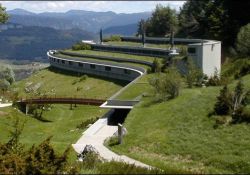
[151,58,161,73]
[72,42,92,50]
[206,68,221,86]
[97,160,162,174]
[76,117,99,129]
[236,23,250,57]
[103,35,121,42]
[185,57,204,88]
[214,85,231,115]
[149,67,182,101]
[213,80,250,124]
[222,59,250,79]
[79,75,88,82]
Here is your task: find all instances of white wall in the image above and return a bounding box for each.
[202,42,221,77]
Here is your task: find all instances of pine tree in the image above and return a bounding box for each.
[214,85,231,115]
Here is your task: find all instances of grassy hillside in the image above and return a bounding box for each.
[0,105,107,154]
[107,74,250,173]
[13,67,124,99]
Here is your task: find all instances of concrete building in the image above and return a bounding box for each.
[187,40,221,77]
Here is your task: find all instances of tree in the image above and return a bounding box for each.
[178,0,210,38]
[146,4,178,37]
[236,24,250,57]
[0,79,10,92]
[214,85,231,115]
[0,4,8,24]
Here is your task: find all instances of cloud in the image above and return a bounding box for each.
[0,1,186,14]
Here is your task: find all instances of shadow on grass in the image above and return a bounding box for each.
[33,115,52,122]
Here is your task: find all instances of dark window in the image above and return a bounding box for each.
[90,64,96,69]
[78,63,83,67]
[124,69,131,74]
[57,59,59,63]
[62,60,65,64]
[68,61,73,65]
[105,66,111,71]
[188,47,196,54]
[53,58,56,62]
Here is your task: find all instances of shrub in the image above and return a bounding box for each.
[149,67,182,101]
[72,42,92,50]
[213,80,250,124]
[185,57,204,88]
[97,160,162,174]
[76,117,99,129]
[236,23,250,57]
[214,85,231,115]
[206,68,221,86]
[103,35,121,42]
[79,75,88,82]
[151,58,161,73]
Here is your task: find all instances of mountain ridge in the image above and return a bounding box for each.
[7,8,150,32]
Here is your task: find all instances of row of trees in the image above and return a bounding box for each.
[137,1,250,55]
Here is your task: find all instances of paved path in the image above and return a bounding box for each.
[0,103,12,108]
[72,118,151,169]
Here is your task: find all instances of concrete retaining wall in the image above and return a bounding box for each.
[47,51,145,82]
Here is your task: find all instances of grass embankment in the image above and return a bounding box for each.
[104,41,186,50]
[107,74,250,173]
[54,52,151,71]
[13,67,124,99]
[0,105,107,155]
[63,49,162,63]
[1,67,125,166]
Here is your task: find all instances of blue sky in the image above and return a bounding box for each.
[0,1,186,14]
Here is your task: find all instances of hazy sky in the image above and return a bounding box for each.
[0,1,186,14]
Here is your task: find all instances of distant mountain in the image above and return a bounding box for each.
[8,8,36,16]
[103,23,138,36]
[7,9,151,32]
[0,23,95,60]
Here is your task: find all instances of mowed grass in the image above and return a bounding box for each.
[105,41,183,49]
[54,52,151,71]
[13,67,124,99]
[63,49,163,63]
[107,74,250,174]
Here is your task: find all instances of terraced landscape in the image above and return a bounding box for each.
[1,38,250,174]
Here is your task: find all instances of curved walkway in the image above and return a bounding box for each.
[72,118,152,169]
[48,50,152,168]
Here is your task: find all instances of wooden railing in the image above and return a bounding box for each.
[17,97,105,106]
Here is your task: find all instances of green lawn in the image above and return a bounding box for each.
[104,41,186,50]
[54,52,151,71]
[13,68,124,99]
[107,74,250,174]
[62,49,163,63]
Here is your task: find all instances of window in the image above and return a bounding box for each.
[188,47,196,54]
[105,66,111,71]
[78,63,83,67]
[124,69,131,74]
[57,59,59,63]
[62,60,65,64]
[90,64,96,69]
[68,61,73,65]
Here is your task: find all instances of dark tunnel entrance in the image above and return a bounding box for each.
[107,108,131,126]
